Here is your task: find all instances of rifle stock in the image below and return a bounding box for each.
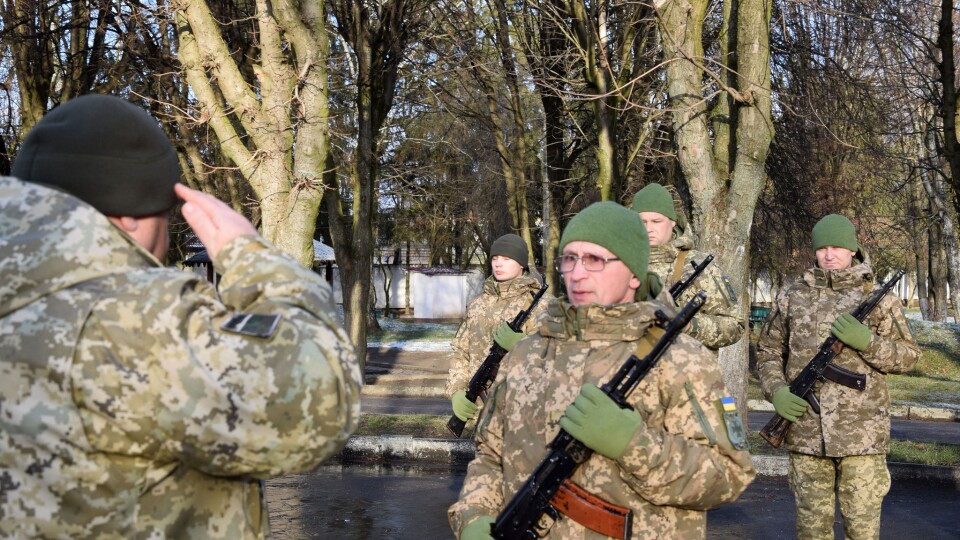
[447,275,550,437]
[759,270,905,448]
[491,292,707,539]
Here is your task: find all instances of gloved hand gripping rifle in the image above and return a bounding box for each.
[446,274,550,437]
[491,292,707,540]
[759,270,905,448]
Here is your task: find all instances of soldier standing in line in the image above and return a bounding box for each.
[446,233,554,424]
[757,214,920,540]
[631,183,744,352]
[449,202,755,540]
[0,94,362,538]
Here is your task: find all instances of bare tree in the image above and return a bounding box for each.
[174,1,330,269]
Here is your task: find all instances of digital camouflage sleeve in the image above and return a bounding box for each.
[449,300,754,539]
[756,261,920,456]
[648,242,744,351]
[0,177,362,539]
[445,273,553,397]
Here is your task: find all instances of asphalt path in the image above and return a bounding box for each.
[361,395,960,446]
[266,461,960,539]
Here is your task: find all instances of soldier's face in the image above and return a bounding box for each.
[561,241,641,306]
[816,246,856,270]
[639,212,675,247]
[491,255,524,281]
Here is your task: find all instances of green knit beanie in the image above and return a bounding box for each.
[811,214,859,252]
[11,94,180,217]
[559,201,650,282]
[631,183,677,221]
[491,233,529,268]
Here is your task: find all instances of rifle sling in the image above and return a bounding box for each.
[549,480,632,540]
[821,363,867,391]
[672,249,689,285]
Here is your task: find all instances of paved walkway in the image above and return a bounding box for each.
[265,462,960,539]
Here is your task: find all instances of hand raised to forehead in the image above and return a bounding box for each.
[175,183,259,261]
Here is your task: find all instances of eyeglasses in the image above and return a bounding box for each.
[555,253,621,273]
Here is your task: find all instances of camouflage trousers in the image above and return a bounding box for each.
[788,453,890,540]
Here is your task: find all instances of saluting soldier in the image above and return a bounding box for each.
[449,202,755,539]
[447,234,554,424]
[631,183,744,351]
[0,95,362,538]
[757,214,920,540]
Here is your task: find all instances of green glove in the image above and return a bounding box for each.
[452,390,479,422]
[460,515,495,540]
[493,321,523,351]
[558,383,643,460]
[831,312,873,351]
[772,386,809,422]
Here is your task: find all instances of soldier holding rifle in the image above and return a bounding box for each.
[449,202,754,539]
[631,183,744,351]
[447,234,554,424]
[757,214,920,540]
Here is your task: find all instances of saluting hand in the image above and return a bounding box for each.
[175,183,259,261]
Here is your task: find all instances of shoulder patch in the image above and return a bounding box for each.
[220,312,282,339]
[721,275,738,303]
[715,396,748,450]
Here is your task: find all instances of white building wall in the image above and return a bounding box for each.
[325,266,485,319]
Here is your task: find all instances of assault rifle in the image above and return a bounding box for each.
[491,292,707,540]
[759,270,906,448]
[669,254,714,300]
[446,274,550,437]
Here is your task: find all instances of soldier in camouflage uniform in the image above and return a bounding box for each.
[631,183,744,351]
[757,214,920,540]
[447,233,554,423]
[0,95,362,539]
[449,202,755,540]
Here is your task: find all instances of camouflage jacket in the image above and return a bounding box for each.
[648,233,744,350]
[445,273,553,397]
[756,259,920,456]
[0,177,362,539]
[449,299,755,539]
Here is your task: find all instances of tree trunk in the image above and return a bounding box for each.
[655,0,773,418]
[937,0,960,217]
[489,0,535,258]
[921,172,960,320]
[928,222,949,321]
[175,0,329,268]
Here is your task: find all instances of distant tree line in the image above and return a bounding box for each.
[2,1,957,390]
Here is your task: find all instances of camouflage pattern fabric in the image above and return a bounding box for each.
[445,273,554,398]
[448,299,755,539]
[0,177,362,539]
[648,232,744,351]
[756,257,920,456]
[788,453,889,540]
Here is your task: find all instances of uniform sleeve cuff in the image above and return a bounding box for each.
[212,235,270,274]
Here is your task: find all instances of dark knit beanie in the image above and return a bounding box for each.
[811,214,858,252]
[11,94,180,216]
[631,183,677,221]
[491,233,529,268]
[559,201,650,282]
